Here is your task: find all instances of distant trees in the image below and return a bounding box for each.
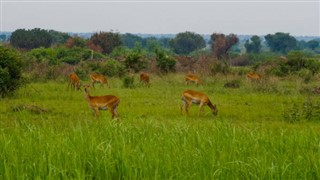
[170,31,206,55]
[264,32,297,54]
[88,31,122,54]
[122,33,145,48]
[211,33,239,59]
[306,40,319,50]
[244,35,261,53]
[10,28,53,49]
[48,30,70,45]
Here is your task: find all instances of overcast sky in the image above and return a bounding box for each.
[1,0,319,36]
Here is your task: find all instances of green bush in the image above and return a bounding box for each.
[0,46,23,97]
[155,49,176,73]
[27,47,106,65]
[124,51,148,73]
[99,59,126,77]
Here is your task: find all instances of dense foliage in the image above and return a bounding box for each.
[244,35,262,53]
[155,48,176,73]
[265,32,297,54]
[10,28,53,49]
[89,31,122,54]
[0,46,23,97]
[170,31,206,55]
[27,47,106,65]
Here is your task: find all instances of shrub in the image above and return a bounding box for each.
[99,59,126,77]
[124,51,148,73]
[155,49,176,73]
[0,46,23,97]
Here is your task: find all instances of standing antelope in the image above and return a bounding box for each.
[185,73,201,86]
[246,72,261,81]
[140,72,150,87]
[83,84,120,119]
[181,90,218,116]
[90,73,109,88]
[68,73,81,91]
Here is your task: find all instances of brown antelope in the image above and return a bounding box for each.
[185,73,201,86]
[140,72,150,87]
[68,73,81,90]
[246,72,261,81]
[90,73,109,88]
[181,90,218,116]
[83,84,120,118]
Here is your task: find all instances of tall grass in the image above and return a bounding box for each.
[1,73,320,179]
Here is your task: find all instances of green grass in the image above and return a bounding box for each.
[1,73,320,179]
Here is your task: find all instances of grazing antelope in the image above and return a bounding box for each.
[140,72,150,87]
[83,84,120,119]
[185,73,201,86]
[90,73,109,88]
[181,90,218,116]
[246,72,261,81]
[68,73,81,91]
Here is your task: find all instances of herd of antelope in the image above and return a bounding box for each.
[68,71,261,119]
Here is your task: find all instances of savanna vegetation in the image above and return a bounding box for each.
[1,28,320,179]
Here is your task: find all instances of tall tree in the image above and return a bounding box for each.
[244,35,261,53]
[211,33,238,59]
[169,31,206,55]
[10,28,52,49]
[88,31,122,54]
[122,33,145,49]
[264,32,297,54]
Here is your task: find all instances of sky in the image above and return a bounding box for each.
[0,0,320,36]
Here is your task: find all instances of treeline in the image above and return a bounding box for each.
[4,28,320,55]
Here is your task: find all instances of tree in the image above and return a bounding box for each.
[244,35,261,53]
[0,46,23,97]
[211,33,238,59]
[65,36,87,48]
[264,32,297,54]
[88,31,122,54]
[122,33,145,49]
[306,40,319,50]
[10,28,53,49]
[170,31,206,55]
[48,30,70,45]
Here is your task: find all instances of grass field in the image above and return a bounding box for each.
[1,73,320,179]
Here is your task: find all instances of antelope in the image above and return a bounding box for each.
[83,84,120,119]
[246,72,261,81]
[140,72,150,87]
[90,73,109,88]
[181,90,218,116]
[185,73,201,86]
[68,73,81,91]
